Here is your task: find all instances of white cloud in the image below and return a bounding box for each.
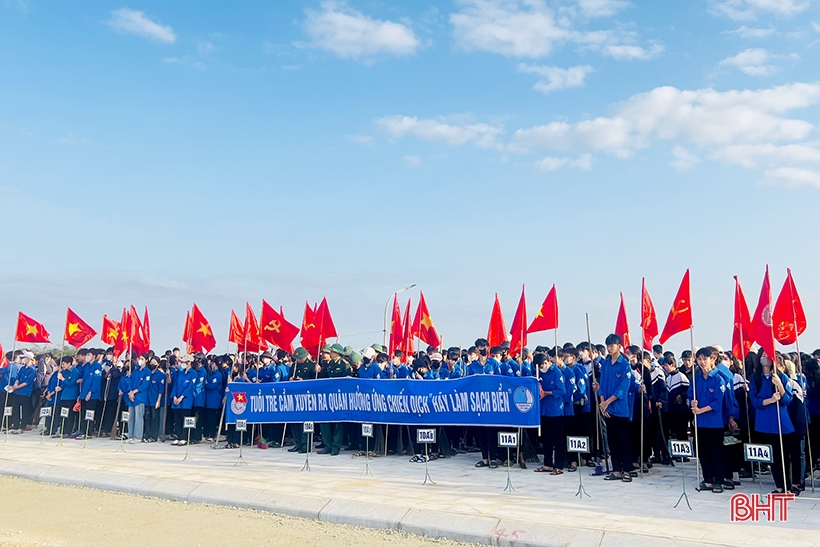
[164,57,207,70]
[376,115,503,149]
[535,153,593,171]
[720,48,776,75]
[709,0,811,21]
[761,167,820,187]
[450,0,570,57]
[603,42,664,60]
[108,8,176,43]
[402,155,422,166]
[724,25,776,38]
[197,41,218,55]
[813,22,820,33]
[450,0,659,61]
[518,63,593,93]
[577,0,630,18]
[301,1,421,60]
[513,83,820,156]
[346,134,374,145]
[57,133,90,145]
[669,146,701,170]
[712,143,820,167]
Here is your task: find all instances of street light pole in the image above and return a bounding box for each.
[383,284,418,348]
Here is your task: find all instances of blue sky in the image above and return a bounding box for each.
[1,0,820,355]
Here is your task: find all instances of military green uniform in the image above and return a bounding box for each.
[289,355,317,453]
[319,349,350,455]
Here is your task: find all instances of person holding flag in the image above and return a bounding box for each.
[598,333,634,482]
[8,351,37,434]
[689,346,728,493]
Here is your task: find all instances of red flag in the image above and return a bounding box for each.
[142,307,151,353]
[64,308,97,349]
[752,266,777,359]
[190,303,217,354]
[509,285,527,357]
[615,292,632,348]
[659,270,693,344]
[101,315,121,347]
[487,293,508,348]
[388,295,403,357]
[242,302,268,353]
[115,308,130,357]
[15,312,51,344]
[229,310,244,346]
[129,306,147,356]
[315,297,337,341]
[300,302,320,358]
[732,276,754,360]
[412,291,441,349]
[260,300,300,353]
[641,279,659,351]
[0,342,6,368]
[772,268,807,345]
[183,310,193,351]
[401,298,414,363]
[527,285,558,333]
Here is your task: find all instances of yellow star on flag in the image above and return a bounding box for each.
[197,322,212,336]
[26,324,38,336]
[68,323,81,336]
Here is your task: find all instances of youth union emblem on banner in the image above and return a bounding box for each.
[513,386,534,413]
[231,392,248,415]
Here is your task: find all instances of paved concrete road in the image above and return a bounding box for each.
[0,432,817,547]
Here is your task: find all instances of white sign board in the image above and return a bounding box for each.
[40,407,52,418]
[184,416,196,429]
[417,428,436,444]
[567,436,590,453]
[85,410,95,421]
[236,419,247,432]
[61,407,70,418]
[744,443,773,463]
[303,421,315,433]
[669,440,693,458]
[361,423,373,438]
[498,431,519,447]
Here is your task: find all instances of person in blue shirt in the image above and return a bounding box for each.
[191,355,207,443]
[598,334,634,482]
[44,364,63,435]
[203,360,223,442]
[124,355,151,442]
[143,356,165,442]
[57,356,82,437]
[563,347,589,468]
[275,350,291,382]
[534,351,566,474]
[689,346,728,493]
[389,353,410,379]
[465,346,484,376]
[171,355,196,446]
[749,350,795,494]
[9,351,37,433]
[76,350,102,439]
[440,349,464,379]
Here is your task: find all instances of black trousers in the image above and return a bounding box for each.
[606,415,633,474]
[100,398,119,437]
[540,416,565,468]
[667,412,689,442]
[59,399,78,436]
[10,393,33,430]
[697,427,725,485]
[479,426,500,462]
[758,432,794,491]
[80,399,98,434]
[173,408,192,440]
[144,405,160,440]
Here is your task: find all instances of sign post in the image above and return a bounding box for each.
[39,407,52,445]
[670,440,693,510]
[567,436,590,499]
[235,420,248,465]
[183,416,196,461]
[117,411,130,453]
[82,410,95,449]
[417,428,436,485]
[301,422,314,471]
[498,431,518,492]
[3,406,11,443]
[58,407,70,447]
[362,423,374,477]
[744,443,773,498]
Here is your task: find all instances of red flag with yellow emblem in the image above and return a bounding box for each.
[412,291,441,349]
[101,315,121,347]
[260,300,299,353]
[190,303,217,354]
[229,310,244,346]
[15,312,51,344]
[659,270,693,345]
[527,285,558,333]
[242,302,267,353]
[65,308,97,348]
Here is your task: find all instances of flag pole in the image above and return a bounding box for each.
[212,324,233,449]
[586,313,604,473]
[774,364,789,493]
[787,271,814,492]
[640,296,645,480]
[735,295,754,484]
[51,338,67,438]
[690,326,701,489]
[3,340,18,438]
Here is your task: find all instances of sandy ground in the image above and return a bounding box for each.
[0,476,475,547]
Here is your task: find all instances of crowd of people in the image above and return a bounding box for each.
[2,336,818,496]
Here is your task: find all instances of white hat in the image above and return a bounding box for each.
[362,347,377,360]
[22,351,35,360]
[430,352,443,361]
[712,345,725,353]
